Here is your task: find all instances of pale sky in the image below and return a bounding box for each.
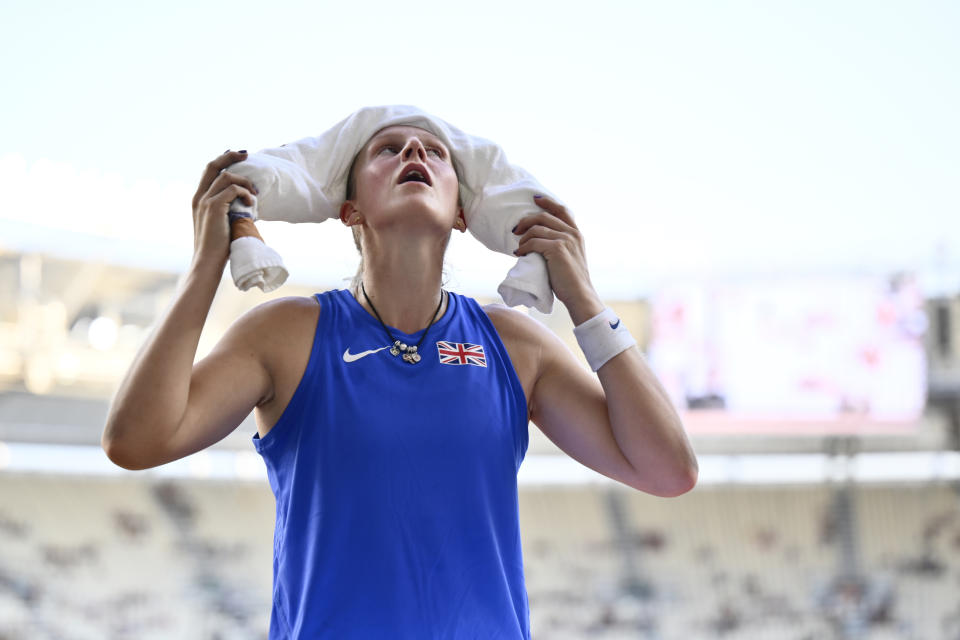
[1,0,958,299]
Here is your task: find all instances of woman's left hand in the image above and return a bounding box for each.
[513,195,604,323]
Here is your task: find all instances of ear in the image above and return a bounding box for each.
[456,207,467,233]
[340,200,357,226]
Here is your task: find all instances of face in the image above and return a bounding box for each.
[342,125,462,234]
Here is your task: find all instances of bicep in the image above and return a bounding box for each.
[529,327,641,488]
[530,333,604,426]
[151,317,273,468]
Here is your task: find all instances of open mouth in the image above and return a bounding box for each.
[398,165,432,186]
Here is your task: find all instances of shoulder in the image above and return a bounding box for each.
[480,303,549,347]
[224,294,322,372]
[481,303,575,357]
[481,302,587,386]
[230,294,321,341]
[480,303,557,395]
[226,295,323,409]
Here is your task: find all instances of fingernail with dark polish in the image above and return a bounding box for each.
[511,225,518,233]
[513,249,518,255]
[533,194,543,199]
[239,149,247,154]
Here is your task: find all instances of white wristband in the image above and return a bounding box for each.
[573,307,637,372]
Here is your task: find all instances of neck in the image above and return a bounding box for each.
[355,235,448,334]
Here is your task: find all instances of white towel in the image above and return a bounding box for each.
[226,105,560,313]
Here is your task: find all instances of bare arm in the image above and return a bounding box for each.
[531,311,698,497]
[512,194,698,496]
[102,150,269,470]
[489,304,696,497]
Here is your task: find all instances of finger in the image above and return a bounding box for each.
[512,211,574,237]
[514,237,565,258]
[207,183,256,209]
[516,224,566,248]
[203,170,259,203]
[532,194,576,227]
[192,150,248,210]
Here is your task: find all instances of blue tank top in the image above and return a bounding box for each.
[251,288,530,639]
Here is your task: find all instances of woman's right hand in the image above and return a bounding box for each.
[191,149,259,264]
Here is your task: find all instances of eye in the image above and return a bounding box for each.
[378,145,399,155]
[428,148,444,159]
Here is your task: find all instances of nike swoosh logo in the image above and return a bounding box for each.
[609,319,621,330]
[343,346,391,363]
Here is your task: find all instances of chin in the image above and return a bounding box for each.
[375,206,453,236]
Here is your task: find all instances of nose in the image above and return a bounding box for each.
[401,137,427,161]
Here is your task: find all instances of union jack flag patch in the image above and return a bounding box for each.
[436,341,487,367]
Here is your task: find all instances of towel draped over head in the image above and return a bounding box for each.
[225,104,561,313]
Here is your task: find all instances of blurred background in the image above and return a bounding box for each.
[1,1,958,638]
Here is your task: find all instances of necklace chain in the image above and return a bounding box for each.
[360,282,445,364]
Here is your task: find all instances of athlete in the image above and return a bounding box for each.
[102,124,698,638]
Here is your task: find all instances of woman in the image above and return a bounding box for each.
[102,124,698,638]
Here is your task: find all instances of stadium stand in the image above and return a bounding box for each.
[1,473,959,639]
[2,248,960,639]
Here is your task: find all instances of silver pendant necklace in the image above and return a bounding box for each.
[360,282,445,365]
